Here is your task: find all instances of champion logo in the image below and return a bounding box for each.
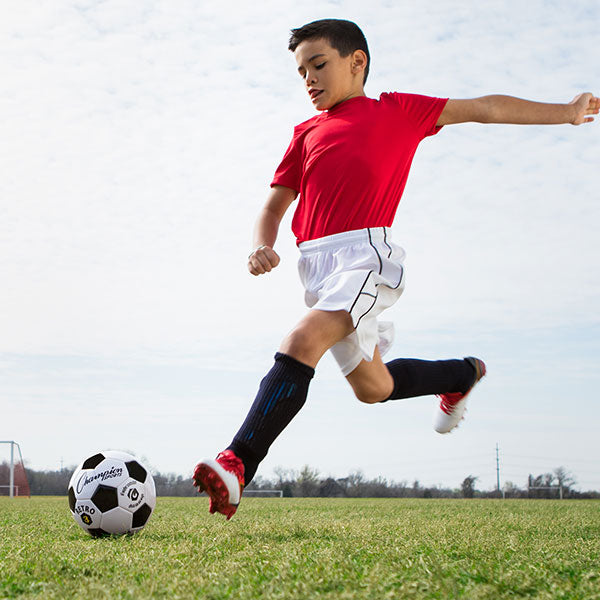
[76,466,123,494]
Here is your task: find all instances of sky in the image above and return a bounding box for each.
[1,0,599,493]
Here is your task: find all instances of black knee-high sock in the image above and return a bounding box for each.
[228,352,315,485]
[384,358,476,401]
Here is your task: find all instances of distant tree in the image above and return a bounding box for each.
[554,467,576,495]
[461,475,478,498]
[245,475,272,491]
[319,477,346,498]
[296,465,320,497]
[274,466,296,497]
[25,467,73,495]
[527,471,565,499]
[502,481,523,498]
[16,463,593,499]
[526,467,576,499]
[153,472,195,497]
[363,476,393,498]
[273,466,293,486]
[0,462,9,494]
[412,480,422,498]
[541,473,554,486]
[346,470,365,497]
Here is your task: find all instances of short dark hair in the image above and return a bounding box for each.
[288,19,370,84]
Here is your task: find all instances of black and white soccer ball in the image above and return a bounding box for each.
[68,450,156,537]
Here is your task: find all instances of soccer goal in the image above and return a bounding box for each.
[0,441,31,497]
[243,489,283,498]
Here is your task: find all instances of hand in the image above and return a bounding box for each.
[569,93,600,125]
[248,245,280,276]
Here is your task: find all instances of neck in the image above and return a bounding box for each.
[330,90,367,110]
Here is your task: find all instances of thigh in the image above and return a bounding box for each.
[345,346,394,404]
[279,309,355,368]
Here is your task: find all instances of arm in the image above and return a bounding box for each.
[248,185,297,276]
[437,93,600,126]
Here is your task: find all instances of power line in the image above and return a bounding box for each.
[502,453,600,464]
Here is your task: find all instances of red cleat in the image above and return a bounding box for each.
[434,357,486,434]
[193,450,245,520]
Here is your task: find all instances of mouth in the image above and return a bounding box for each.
[309,89,324,101]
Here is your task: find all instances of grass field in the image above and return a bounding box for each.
[1,497,599,599]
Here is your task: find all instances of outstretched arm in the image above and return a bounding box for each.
[248,185,297,276]
[437,93,600,126]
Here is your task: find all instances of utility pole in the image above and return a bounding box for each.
[496,443,501,494]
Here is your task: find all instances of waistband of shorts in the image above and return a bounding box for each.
[298,227,392,255]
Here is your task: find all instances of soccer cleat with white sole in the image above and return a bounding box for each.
[433,357,486,434]
[193,450,245,520]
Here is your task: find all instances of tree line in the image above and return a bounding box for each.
[248,465,597,500]
[1,462,597,499]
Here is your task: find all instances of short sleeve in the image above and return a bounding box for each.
[383,92,448,139]
[271,128,303,192]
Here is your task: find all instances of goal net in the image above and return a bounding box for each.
[0,441,31,497]
[243,489,283,498]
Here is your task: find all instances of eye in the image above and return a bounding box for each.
[316,62,326,70]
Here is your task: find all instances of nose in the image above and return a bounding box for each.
[305,69,317,86]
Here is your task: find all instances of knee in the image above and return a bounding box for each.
[280,325,324,364]
[353,385,389,405]
[284,326,314,354]
[347,363,394,404]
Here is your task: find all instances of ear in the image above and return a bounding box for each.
[351,49,367,77]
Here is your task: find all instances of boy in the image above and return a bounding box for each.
[193,19,598,519]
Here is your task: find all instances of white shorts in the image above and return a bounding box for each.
[298,227,406,376]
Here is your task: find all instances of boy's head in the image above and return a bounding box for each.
[289,19,370,111]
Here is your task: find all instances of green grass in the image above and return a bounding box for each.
[1,497,599,599]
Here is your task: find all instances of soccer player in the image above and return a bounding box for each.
[193,19,599,519]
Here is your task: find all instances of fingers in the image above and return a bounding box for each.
[585,95,600,113]
[571,93,599,125]
[248,246,281,276]
[571,93,599,109]
[579,95,599,124]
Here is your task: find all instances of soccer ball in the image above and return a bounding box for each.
[68,450,156,537]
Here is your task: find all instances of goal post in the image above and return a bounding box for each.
[0,441,31,498]
[527,482,564,499]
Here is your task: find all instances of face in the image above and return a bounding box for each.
[294,38,366,111]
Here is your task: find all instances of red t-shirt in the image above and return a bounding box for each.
[271,92,448,244]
